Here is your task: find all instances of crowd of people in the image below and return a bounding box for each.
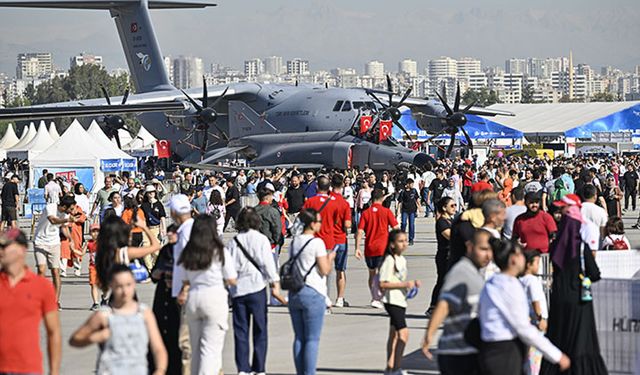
[0,151,635,375]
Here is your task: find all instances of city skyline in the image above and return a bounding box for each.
[0,0,638,74]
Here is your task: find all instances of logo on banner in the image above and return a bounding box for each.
[55,171,76,181]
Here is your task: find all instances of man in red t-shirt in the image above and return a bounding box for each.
[330,174,352,307]
[471,170,494,194]
[355,188,399,308]
[512,192,558,253]
[302,175,339,251]
[0,228,60,375]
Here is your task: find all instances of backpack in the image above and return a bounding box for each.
[279,238,315,292]
[210,205,222,221]
[606,235,629,250]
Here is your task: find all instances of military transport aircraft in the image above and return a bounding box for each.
[0,0,514,171]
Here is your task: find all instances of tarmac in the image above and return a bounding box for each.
[27,208,640,375]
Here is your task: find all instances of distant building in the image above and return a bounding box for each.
[163,56,174,84]
[457,57,481,80]
[244,58,264,78]
[173,56,204,89]
[16,52,53,79]
[365,60,384,78]
[505,58,527,75]
[552,70,587,100]
[264,56,284,76]
[468,72,488,91]
[398,59,417,77]
[70,53,103,69]
[428,56,457,80]
[287,58,309,75]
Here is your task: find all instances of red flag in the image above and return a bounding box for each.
[359,115,373,134]
[155,140,171,159]
[379,120,392,142]
[410,142,422,151]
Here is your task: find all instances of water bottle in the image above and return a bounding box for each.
[580,274,592,302]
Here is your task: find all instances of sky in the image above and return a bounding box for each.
[0,0,638,75]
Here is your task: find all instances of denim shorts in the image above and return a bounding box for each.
[333,243,348,271]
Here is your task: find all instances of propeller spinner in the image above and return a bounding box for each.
[100,85,132,149]
[366,74,414,141]
[429,82,477,157]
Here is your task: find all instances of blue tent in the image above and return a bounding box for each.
[394,108,524,140]
[565,103,640,138]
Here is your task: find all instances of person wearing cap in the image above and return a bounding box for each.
[191,186,208,216]
[254,184,282,251]
[512,192,558,254]
[0,229,61,375]
[0,173,20,231]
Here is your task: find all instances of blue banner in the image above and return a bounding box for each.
[100,158,137,172]
[565,103,640,138]
[33,167,95,192]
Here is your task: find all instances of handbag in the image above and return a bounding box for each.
[119,247,149,283]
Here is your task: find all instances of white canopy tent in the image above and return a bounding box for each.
[110,128,133,148]
[0,124,20,159]
[87,120,121,151]
[7,120,54,160]
[10,122,37,151]
[30,120,137,192]
[124,125,157,151]
[48,122,60,140]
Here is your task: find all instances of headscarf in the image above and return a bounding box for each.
[550,214,582,270]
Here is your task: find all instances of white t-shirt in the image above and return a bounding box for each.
[601,234,631,250]
[185,247,237,291]
[581,220,601,251]
[34,203,68,246]
[44,181,61,204]
[422,171,436,190]
[343,186,355,209]
[581,202,608,228]
[519,274,548,321]
[289,234,327,297]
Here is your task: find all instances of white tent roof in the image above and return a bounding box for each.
[10,122,37,150]
[7,120,54,159]
[0,124,20,149]
[87,120,120,151]
[110,128,133,148]
[124,125,157,150]
[48,122,60,140]
[31,119,134,168]
[487,101,640,135]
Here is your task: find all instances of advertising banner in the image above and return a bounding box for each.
[100,158,137,172]
[33,167,95,192]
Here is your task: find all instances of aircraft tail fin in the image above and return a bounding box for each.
[0,0,216,93]
[228,101,278,139]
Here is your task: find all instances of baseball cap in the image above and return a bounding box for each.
[169,194,192,215]
[553,193,582,208]
[264,182,276,192]
[90,223,100,231]
[0,228,28,247]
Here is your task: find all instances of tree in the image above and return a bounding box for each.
[462,87,501,107]
[521,84,535,104]
[590,92,617,102]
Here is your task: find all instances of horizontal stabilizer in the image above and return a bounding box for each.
[200,146,248,164]
[0,0,216,9]
[228,101,278,139]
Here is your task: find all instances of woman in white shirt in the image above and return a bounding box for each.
[227,207,285,375]
[478,239,570,375]
[287,208,336,375]
[177,215,237,375]
[73,183,91,216]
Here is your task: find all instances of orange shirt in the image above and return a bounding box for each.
[0,269,57,374]
[121,208,145,233]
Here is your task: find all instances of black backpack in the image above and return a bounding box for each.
[279,238,316,293]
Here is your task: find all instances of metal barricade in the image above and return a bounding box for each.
[30,203,47,238]
[539,253,552,304]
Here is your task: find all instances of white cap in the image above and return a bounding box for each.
[169,194,191,215]
[264,182,276,192]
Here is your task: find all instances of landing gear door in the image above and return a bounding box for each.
[350,145,369,169]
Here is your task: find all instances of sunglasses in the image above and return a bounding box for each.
[449,204,457,207]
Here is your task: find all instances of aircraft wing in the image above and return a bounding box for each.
[399,96,515,117]
[0,102,186,121]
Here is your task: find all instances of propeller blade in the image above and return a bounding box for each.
[454,82,461,112]
[446,133,455,157]
[114,132,122,149]
[441,83,446,104]
[398,87,412,107]
[424,128,447,142]
[386,74,393,105]
[100,86,111,106]
[201,133,208,154]
[180,89,203,112]
[434,91,454,116]
[121,87,130,105]
[392,118,412,141]
[202,75,208,108]
[462,100,477,113]
[211,86,229,108]
[461,127,474,151]
[368,92,389,109]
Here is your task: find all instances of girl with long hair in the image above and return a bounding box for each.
[208,190,226,237]
[177,214,237,375]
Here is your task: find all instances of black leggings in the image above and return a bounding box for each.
[429,250,449,307]
[479,339,526,375]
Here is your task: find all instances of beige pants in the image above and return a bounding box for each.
[143,226,161,270]
[186,287,228,375]
[180,305,192,375]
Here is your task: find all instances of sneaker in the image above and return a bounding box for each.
[370,300,384,309]
[59,269,67,278]
[90,303,100,311]
[58,301,62,311]
[425,306,434,319]
[74,269,82,277]
[255,373,266,375]
[409,241,414,246]
[334,297,351,307]
[325,307,332,315]
[633,224,640,229]
[238,372,251,375]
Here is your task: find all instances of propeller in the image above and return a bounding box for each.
[179,75,229,154]
[366,74,414,141]
[100,85,133,149]
[433,82,477,157]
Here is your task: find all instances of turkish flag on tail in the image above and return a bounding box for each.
[359,115,373,134]
[379,120,392,142]
[155,140,171,158]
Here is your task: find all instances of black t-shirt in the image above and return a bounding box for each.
[225,185,241,211]
[435,217,452,256]
[285,185,305,214]
[398,188,419,213]
[623,171,639,191]
[141,200,166,227]
[1,182,19,207]
[429,178,447,202]
[448,218,477,270]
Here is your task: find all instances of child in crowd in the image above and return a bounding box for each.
[69,264,168,375]
[520,249,548,375]
[602,216,631,250]
[379,229,421,375]
[86,223,101,311]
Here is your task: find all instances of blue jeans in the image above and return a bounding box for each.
[401,211,416,241]
[232,288,268,373]
[288,286,326,375]
[270,245,282,306]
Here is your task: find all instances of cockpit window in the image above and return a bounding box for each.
[352,101,365,109]
[333,100,344,112]
[366,101,377,110]
[341,101,352,111]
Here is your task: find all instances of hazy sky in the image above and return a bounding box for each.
[0,0,638,75]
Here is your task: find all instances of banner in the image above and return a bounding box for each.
[156,140,171,159]
[100,158,137,172]
[33,167,95,192]
[23,188,46,219]
[55,170,76,181]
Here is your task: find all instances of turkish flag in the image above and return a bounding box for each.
[155,140,171,158]
[359,115,373,134]
[379,120,392,142]
[410,142,422,151]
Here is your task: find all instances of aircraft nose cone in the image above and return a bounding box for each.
[413,152,435,168]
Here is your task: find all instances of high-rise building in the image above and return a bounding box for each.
[635,65,640,77]
[528,58,547,78]
[16,52,53,79]
[428,57,458,80]
[264,56,284,76]
[468,72,488,91]
[457,57,481,80]
[505,58,527,75]
[70,53,103,69]
[552,70,587,100]
[398,59,417,77]
[244,58,264,77]
[286,58,309,75]
[163,56,174,84]
[365,60,384,78]
[172,56,204,89]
